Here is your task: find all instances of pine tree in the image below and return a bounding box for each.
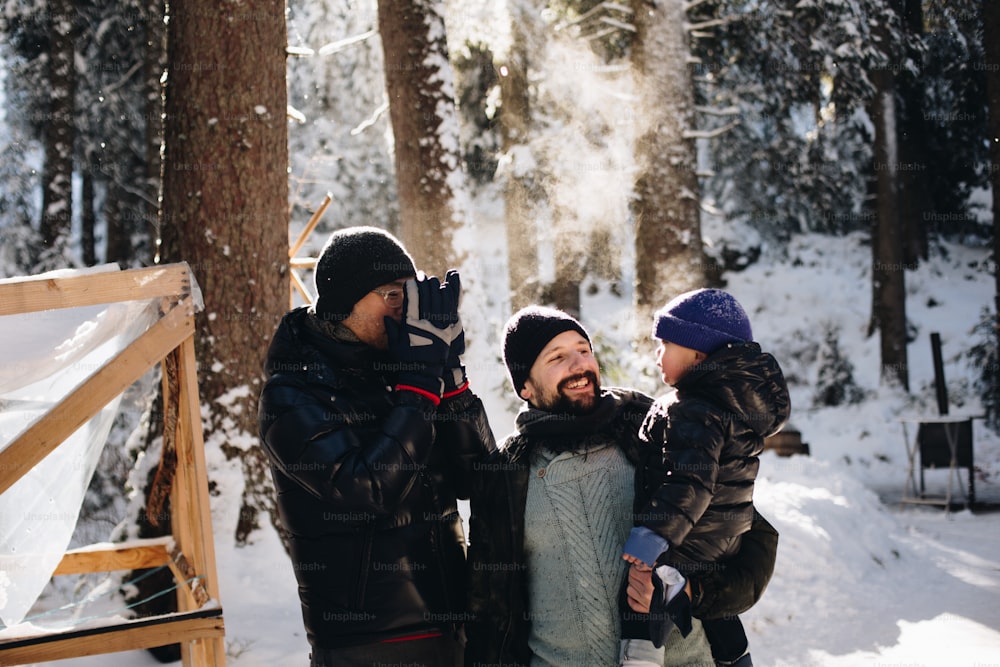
[813,325,865,407]
[378,0,465,276]
[159,0,290,544]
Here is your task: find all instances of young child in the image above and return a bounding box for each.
[620,288,790,667]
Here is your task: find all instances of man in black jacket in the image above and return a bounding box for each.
[465,306,779,667]
[258,226,496,667]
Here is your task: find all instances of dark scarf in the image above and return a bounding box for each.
[509,392,623,458]
[301,311,395,387]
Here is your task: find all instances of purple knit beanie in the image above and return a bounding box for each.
[652,288,753,354]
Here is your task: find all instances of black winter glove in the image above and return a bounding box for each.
[440,270,469,397]
[386,272,463,403]
[649,566,692,648]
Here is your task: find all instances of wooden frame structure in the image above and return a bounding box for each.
[289,192,332,307]
[0,263,225,665]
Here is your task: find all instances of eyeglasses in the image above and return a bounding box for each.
[371,287,405,307]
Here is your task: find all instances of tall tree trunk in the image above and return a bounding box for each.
[81,159,96,266]
[630,0,705,334]
[145,0,167,265]
[160,0,289,543]
[551,214,583,317]
[869,67,909,390]
[497,14,541,312]
[39,0,75,264]
[896,0,929,265]
[984,0,1000,357]
[378,0,462,276]
[104,179,129,266]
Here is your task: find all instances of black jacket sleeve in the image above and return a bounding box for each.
[638,400,728,547]
[259,377,438,514]
[435,389,498,500]
[688,509,779,620]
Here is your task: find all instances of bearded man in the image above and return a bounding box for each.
[464,306,778,667]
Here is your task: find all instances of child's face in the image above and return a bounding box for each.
[655,339,705,386]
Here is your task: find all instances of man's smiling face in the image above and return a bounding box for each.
[521,330,601,414]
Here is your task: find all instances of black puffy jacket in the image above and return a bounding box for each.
[638,341,790,569]
[258,307,496,649]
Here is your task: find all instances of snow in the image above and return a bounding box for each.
[5,215,998,667]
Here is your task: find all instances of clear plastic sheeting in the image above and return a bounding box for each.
[0,265,165,628]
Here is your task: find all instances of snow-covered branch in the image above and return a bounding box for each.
[682,119,741,139]
[556,1,633,32]
[599,16,636,33]
[685,16,737,32]
[350,101,389,136]
[287,105,307,124]
[318,30,377,57]
[102,61,143,94]
[693,105,741,117]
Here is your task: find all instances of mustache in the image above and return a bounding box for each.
[558,371,599,393]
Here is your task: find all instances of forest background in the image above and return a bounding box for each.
[1,0,999,663]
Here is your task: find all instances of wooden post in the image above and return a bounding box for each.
[930,332,948,416]
[171,334,226,664]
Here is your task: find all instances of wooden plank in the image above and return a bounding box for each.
[173,336,222,604]
[0,263,193,316]
[289,268,313,306]
[171,336,227,666]
[0,299,195,496]
[53,539,172,576]
[0,610,224,664]
[288,192,332,258]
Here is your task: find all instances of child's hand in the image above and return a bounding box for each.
[622,526,669,568]
[622,553,645,566]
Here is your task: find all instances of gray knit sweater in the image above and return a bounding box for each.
[524,441,635,667]
[496,391,715,667]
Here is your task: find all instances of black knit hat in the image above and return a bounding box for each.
[652,288,752,354]
[313,226,417,321]
[502,306,591,397]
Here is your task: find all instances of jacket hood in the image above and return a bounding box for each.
[675,342,790,438]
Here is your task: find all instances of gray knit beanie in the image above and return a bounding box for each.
[313,226,417,321]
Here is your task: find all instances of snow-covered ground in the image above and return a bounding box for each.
[4,226,1000,666]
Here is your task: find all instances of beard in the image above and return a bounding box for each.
[535,371,601,415]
